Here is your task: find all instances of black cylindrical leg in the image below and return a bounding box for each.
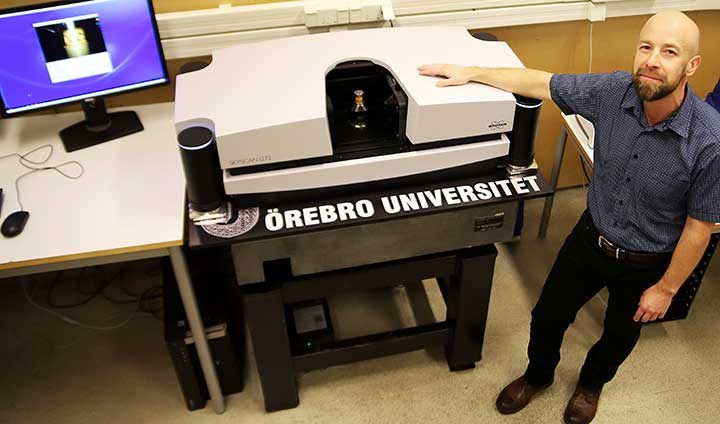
[177,127,225,212]
[508,95,543,168]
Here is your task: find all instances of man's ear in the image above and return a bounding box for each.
[685,55,702,77]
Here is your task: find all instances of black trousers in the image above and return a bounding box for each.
[524,210,671,390]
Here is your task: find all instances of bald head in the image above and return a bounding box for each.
[640,11,700,56]
[631,10,703,102]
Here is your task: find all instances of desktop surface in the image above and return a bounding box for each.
[561,113,594,166]
[0,102,185,270]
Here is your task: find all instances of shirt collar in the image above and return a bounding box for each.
[621,81,694,138]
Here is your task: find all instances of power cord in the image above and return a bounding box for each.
[1,144,84,212]
[96,265,164,318]
[22,265,165,331]
[0,144,53,165]
[23,276,146,331]
[46,269,101,309]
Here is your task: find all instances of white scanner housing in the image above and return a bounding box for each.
[175,27,526,196]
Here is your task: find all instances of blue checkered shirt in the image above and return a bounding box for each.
[550,71,720,253]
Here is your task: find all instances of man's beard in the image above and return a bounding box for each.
[632,70,680,101]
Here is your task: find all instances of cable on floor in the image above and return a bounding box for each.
[21,266,164,331]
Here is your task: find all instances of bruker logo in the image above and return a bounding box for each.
[488,120,508,129]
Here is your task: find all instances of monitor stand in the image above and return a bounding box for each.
[59,98,144,152]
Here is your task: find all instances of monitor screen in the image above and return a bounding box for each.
[0,0,169,115]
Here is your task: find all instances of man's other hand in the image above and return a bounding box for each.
[633,283,674,322]
[418,64,471,87]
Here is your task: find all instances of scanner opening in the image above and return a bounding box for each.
[325,60,410,159]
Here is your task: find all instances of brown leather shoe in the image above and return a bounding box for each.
[496,376,552,414]
[563,383,602,424]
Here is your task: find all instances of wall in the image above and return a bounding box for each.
[153,1,286,13]
[484,11,720,187]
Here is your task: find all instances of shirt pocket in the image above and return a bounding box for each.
[639,171,688,223]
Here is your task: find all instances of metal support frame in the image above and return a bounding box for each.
[243,245,498,412]
[244,288,300,412]
[538,125,568,238]
[445,245,498,370]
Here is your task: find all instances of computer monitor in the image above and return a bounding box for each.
[0,0,169,152]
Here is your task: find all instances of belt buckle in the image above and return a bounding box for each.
[598,235,621,259]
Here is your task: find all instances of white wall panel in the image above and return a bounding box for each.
[157,0,719,59]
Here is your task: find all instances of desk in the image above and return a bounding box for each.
[0,103,225,413]
[538,113,720,237]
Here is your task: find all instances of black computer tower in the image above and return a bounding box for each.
[163,247,246,411]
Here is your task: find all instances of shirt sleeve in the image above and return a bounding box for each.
[687,151,720,223]
[550,72,624,123]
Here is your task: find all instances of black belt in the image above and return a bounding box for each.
[584,215,671,264]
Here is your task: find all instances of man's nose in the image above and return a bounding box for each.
[645,50,662,68]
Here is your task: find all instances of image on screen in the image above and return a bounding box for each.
[34,15,112,83]
[0,0,169,115]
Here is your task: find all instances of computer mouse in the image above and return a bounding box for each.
[1,211,30,238]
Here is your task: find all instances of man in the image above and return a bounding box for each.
[419,10,719,424]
